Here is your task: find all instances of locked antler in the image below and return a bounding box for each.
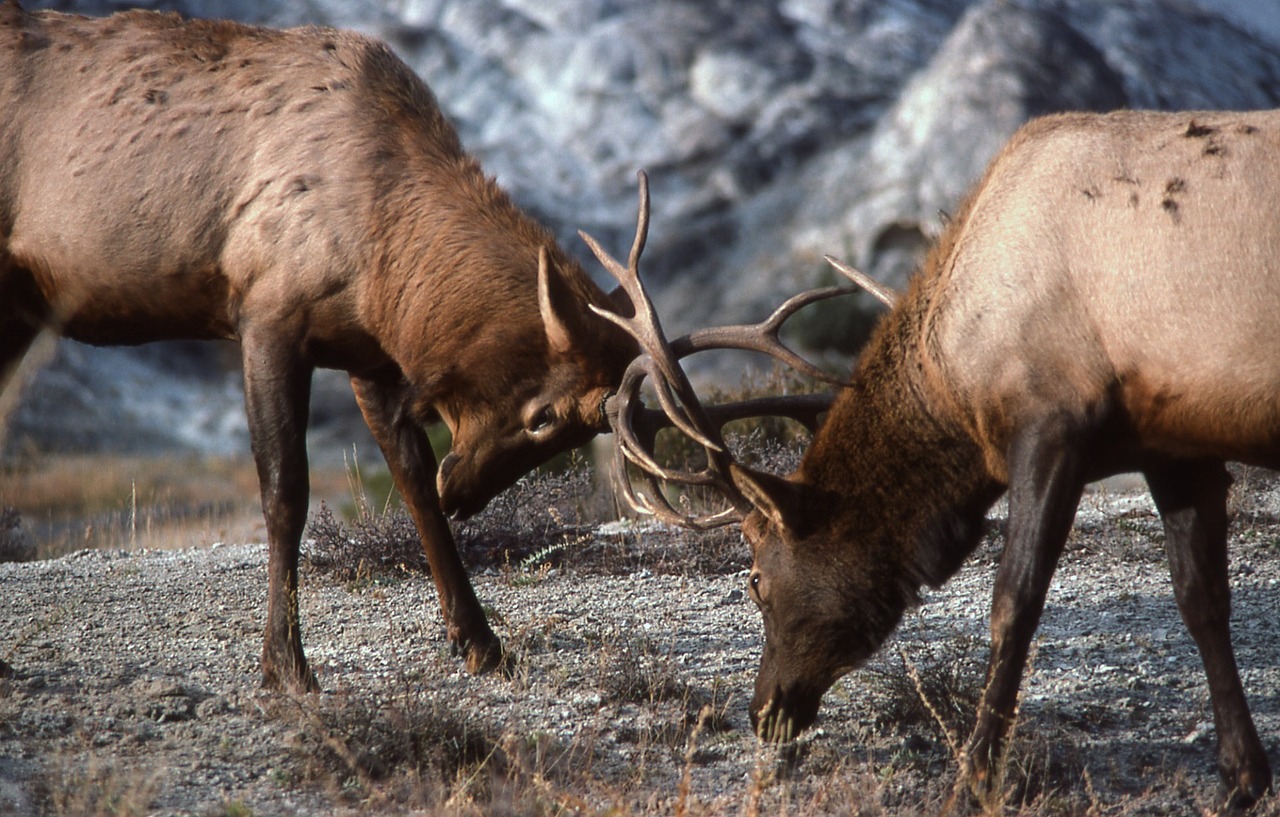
[580,171,880,528]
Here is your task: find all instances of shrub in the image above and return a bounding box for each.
[0,506,35,563]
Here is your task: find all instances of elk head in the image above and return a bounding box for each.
[430,243,636,520]
[583,172,899,741]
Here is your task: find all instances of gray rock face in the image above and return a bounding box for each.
[8,0,1280,455]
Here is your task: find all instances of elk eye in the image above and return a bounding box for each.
[526,405,556,436]
[748,571,764,604]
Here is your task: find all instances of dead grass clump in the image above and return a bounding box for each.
[599,636,689,707]
[454,454,599,570]
[597,635,734,759]
[306,501,426,582]
[279,682,510,811]
[38,756,160,817]
[273,677,608,815]
[306,455,602,582]
[861,637,986,746]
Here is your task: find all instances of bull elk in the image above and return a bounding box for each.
[591,110,1280,809]
[0,4,638,691]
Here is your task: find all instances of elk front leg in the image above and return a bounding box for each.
[0,265,48,394]
[967,414,1087,801]
[242,329,318,692]
[1145,459,1270,810]
[350,375,502,674]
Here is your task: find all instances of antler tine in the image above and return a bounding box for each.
[583,171,725,453]
[677,283,860,388]
[824,254,899,307]
[615,445,742,530]
[610,360,709,482]
[627,170,650,272]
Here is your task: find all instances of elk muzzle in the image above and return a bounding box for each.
[749,640,828,743]
[437,450,514,520]
[750,681,823,744]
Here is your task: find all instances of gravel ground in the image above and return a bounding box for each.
[4,476,1280,815]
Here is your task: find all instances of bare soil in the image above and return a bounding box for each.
[4,474,1280,815]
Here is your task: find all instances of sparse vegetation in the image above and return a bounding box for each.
[11,451,1280,814]
[306,501,426,583]
[0,505,34,562]
[862,637,986,746]
[277,680,512,809]
[38,757,160,817]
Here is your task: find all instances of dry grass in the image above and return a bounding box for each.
[257,659,1154,817]
[0,452,370,558]
[38,756,161,817]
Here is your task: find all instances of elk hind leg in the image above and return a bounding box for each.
[1145,459,1270,809]
[350,375,501,674]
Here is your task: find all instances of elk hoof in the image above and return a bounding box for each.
[463,636,504,675]
[963,752,1002,810]
[261,667,320,693]
[261,653,320,693]
[1220,764,1272,813]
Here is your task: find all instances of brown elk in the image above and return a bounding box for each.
[0,4,637,691]
[591,110,1280,809]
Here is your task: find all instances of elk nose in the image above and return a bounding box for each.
[438,452,460,487]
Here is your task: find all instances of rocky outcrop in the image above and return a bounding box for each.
[9,0,1280,455]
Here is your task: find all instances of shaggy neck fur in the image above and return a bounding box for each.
[799,270,1004,609]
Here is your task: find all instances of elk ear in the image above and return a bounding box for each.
[537,246,576,355]
[730,464,807,537]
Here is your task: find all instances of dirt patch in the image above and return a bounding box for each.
[4,479,1280,815]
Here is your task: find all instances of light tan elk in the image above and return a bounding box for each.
[0,4,638,690]
[590,110,1280,809]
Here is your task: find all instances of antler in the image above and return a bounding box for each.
[824,254,899,307]
[580,171,879,528]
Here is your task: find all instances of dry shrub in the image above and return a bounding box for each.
[599,635,690,707]
[453,454,599,570]
[860,635,986,747]
[305,456,599,581]
[274,677,592,815]
[0,506,35,563]
[39,756,160,817]
[306,501,425,582]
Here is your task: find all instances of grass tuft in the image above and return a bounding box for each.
[39,756,160,817]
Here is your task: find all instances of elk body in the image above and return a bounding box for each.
[597,110,1280,809]
[0,4,636,690]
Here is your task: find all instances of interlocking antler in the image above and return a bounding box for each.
[580,171,884,528]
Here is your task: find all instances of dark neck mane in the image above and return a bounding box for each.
[799,276,1002,592]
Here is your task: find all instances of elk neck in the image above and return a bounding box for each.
[799,274,1004,596]
[344,42,637,399]
[358,135,634,404]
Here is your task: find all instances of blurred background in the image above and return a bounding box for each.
[4,0,1280,556]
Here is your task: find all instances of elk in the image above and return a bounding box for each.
[0,4,638,691]
[591,110,1280,809]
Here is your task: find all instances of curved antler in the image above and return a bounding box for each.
[581,171,884,528]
